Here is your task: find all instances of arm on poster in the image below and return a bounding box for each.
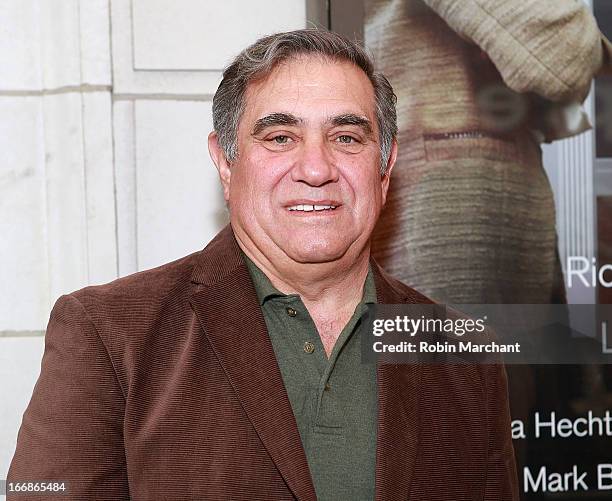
[7,294,129,501]
[422,0,607,102]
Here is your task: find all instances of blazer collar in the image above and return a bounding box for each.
[190,225,424,501]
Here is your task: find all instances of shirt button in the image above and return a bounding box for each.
[286,307,297,317]
[303,341,315,353]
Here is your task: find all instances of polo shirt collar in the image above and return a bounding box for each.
[241,251,377,306]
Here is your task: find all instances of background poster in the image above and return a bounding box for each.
[360,0,612,498]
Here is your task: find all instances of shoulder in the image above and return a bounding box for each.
[370,259,436,305]
[46,250,209,393]
[53,226,239,337]
[70,250,201,315]
[54,250,209,353]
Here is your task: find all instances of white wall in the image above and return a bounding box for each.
[0,0,307,487]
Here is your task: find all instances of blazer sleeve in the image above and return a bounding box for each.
[422,0,606,102]
[7,294,129,501]
[483,363,520,501]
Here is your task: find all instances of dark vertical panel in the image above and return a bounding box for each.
[594,0,612,158]
[598,197,612,303]
[594,0,612,39]
[306,0,330,29]
[329,0,364,43]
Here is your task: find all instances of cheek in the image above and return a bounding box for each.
[229,158,287,210]
[347,168,384,204]
[360,183,386,225]
[228,165,257,214]
[252,150,295,187]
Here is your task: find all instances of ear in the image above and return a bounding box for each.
[380,138,398,206]
[208,131,232,201]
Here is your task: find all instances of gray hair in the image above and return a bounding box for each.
[212,29,397,174]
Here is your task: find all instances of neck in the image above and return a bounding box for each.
[234,231,370,312]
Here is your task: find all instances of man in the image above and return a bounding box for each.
[8,29,518,500]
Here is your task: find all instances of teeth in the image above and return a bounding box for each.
[288,204,337,212]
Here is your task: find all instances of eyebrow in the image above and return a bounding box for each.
[251,112,374,137]
[329,114,373,136]
[252,113,301,135]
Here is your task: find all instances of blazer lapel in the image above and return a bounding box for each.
[189,226,426,501]
[189,226,317,501]
[372,262,423,501]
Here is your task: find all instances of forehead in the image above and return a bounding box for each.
[241,55,377,127]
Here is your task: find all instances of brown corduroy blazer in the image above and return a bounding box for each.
[8,225,519,500]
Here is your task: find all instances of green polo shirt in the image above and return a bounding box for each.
[243,254,378,501]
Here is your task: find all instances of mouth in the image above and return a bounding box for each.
[283,199,343,217]
[286,204,338,212]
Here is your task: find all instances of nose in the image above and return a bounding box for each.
[290,137,339,187]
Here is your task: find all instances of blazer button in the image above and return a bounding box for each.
[286,307,297,317]
[303,341,315,353]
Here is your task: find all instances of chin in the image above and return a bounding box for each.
[283,241,349,264]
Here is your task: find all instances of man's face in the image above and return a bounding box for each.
[210,55,396,265]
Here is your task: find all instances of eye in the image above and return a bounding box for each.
[272,135,291,144]
[260,133,297,152]
[336,135,357,144]
[331,133,366,154]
